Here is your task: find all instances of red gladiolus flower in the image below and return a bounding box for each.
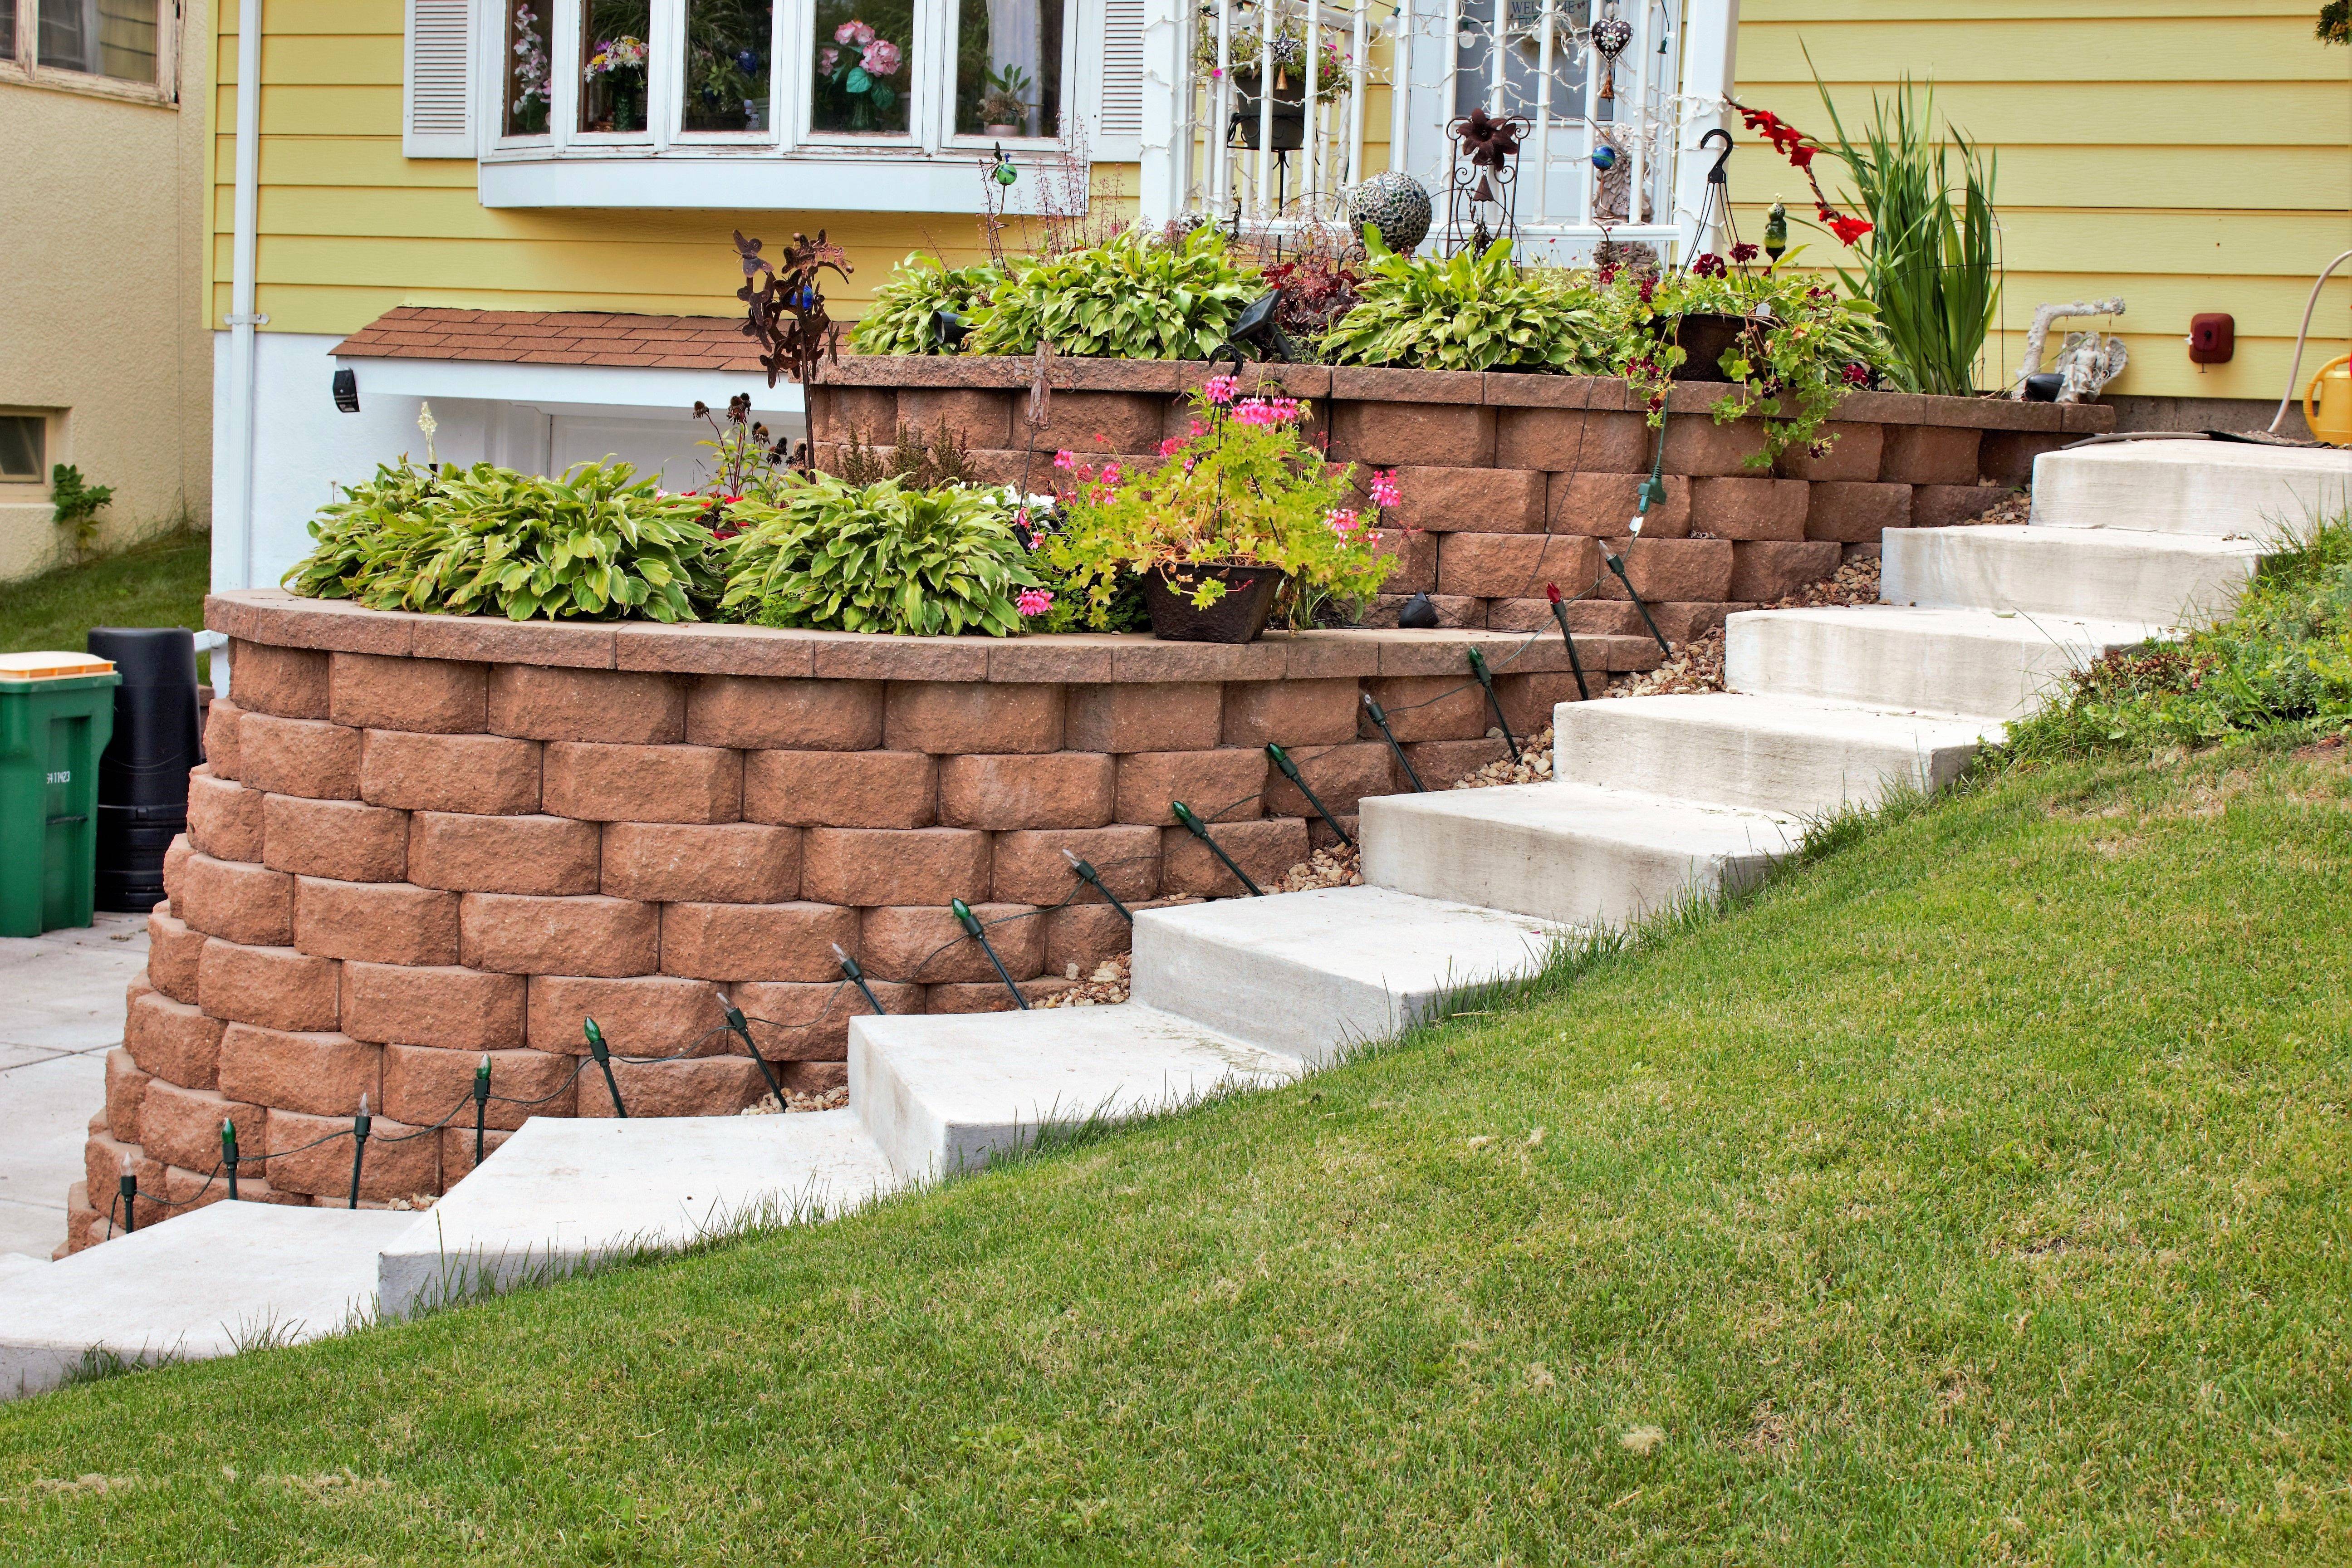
[1823,209,1873,245]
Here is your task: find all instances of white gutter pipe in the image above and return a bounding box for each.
[224,0,265,593]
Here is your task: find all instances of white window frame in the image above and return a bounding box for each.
[2,0,180,108]
[0,408,55,487]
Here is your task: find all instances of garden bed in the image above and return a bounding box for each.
[811,355,2111,637]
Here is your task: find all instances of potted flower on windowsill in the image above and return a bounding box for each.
[977,64,1032,137]
[1037,378,1398,643]
[583,34,648,132]
[818,20,905,132]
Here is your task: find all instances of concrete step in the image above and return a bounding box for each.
[377,1111,900,1320]
[1725,605,2161,721]
[848,1004,1300,1180]
[1883,524,2265,625]
[1359,782,1805,928]
[1129,886,1568,1066]
[1553,693,1996,816]
[2031,441,2352,538]
[0,1203,411,1400]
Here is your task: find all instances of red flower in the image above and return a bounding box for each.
[1822,208,1873,246]
[1788,143,1817,171]
[1841,362,1871,387]
[1693,252,1728,278]
[1637,276,1656,304]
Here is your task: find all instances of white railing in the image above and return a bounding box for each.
[1137,0,1739,262]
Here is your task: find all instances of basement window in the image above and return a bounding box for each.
[36,0,159,83]
[0,414,47,482]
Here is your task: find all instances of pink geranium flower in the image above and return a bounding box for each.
[861,38,901,76]
[1017,588,1054,617]
[1369,468,1401,509]
[1325,508,1361,539]
[1053,450,1076,470]
[835,19,874,45]
[1203,374,1239,405]
[819,45,838,72]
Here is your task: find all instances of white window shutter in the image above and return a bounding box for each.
[1089,0,1146,159]
[404,0,475,158]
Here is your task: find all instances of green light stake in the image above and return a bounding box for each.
[1543,583,1591,701]
[1062,849,1133,923]
[1616,423,1675,656]
[472,1056,492,1171]
[1171,800,1265,897]
[118,1163,137,1235]
[951,898,1029,1010]
[1465,647,1521,764]
[348,1093,371,1210]
[1265,743,1352,847]
[833,943,888,1019]
[222,1118,240,1202]
[720,1000,787,1108]
[1361,694,1426,792]
[582,1018,627,1119]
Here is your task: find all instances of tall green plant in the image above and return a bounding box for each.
[1813,71,1999,398]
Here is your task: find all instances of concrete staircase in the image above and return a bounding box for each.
[2,439,2343,1399]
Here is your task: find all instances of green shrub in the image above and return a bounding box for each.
[967,226,1259,360]
[1999,515,2352,763]
[284,459,719,622]
[720,475,1040,637]
[1320,232,1607,373]
[49,465,114,562]
[848,254,1003,355]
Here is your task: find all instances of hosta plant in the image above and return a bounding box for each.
[1320,231,1607,373]
[284,459,719,621]
[967,225,1260,359]
[720,475,1040,637]
[1039,380,1394,631]
[848,254,1003,355]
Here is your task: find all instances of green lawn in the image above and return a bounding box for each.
[4,742,2350,1563]
[0,530,214,682]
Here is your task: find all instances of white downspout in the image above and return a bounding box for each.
[224,0,265,593]
[1672,0,1738,263]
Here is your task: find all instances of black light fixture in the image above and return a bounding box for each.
[1397,592,1441,629]
[332,368,360,412]
[931,307,973,352]
[1223,290,1293,363]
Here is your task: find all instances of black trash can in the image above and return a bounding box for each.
[87,627,202,913]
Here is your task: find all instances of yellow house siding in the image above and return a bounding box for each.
[1735,0,2352,400]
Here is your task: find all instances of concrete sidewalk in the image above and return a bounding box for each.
[0,914,150,1259]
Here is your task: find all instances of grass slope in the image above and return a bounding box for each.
[0,531,213,681]
[5,746,2351,1563]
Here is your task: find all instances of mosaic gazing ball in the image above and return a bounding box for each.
[1348,172,1433,255]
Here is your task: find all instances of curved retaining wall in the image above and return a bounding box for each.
[812,356,2111,638]
[70,592,1664,1248]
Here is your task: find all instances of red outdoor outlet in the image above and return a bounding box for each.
[2187,313,2235,365]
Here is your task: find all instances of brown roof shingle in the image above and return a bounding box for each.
[333,307,764,372]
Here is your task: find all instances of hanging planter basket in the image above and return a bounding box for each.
[1142,563,1287,643]
[1667,312,1764,382]
[1228,76,1308,151]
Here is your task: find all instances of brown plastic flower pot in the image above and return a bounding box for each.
[1143,563,1287,643]
[1668,312,1761,382]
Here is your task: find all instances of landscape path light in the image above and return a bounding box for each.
[118,1159,137,1235]
[1361,693,1426,791]
[833,943,889,1019]
[952,898,1030,1009]
[1171,800,1265,896]
[1544,583,1592,701]
[1465,647,1520,765]
[720,1000,788,1108]
[221,1118,240,1201]
[1063,848,1134,922]
[1265,742,1352,847]
[348,1094,372,1210]
[582,1019,627,1118]
[472,1056,492,1170]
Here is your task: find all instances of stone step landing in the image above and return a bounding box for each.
[2030,441,2350,539]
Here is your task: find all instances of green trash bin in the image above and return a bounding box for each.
[0,655,122,937]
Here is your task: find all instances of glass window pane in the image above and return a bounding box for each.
[810,0,912,136]
[956,0,1062,138]
[581,0,652,133]
[0,417,45,481]
[38,0,158,83]
[505,0,553,135]
[683,0,773,132]
[2,9,18,64]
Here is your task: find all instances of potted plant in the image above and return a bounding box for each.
[1039,378,1396,642]
[817,19,905,132]
[582,34,648,132]
[977,64,1032,136]
[1195,10,1350,151]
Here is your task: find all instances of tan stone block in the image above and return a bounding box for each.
[1399,737,1509,786]
[125,988,225,1088]
[186,769,265,862]
[1161,817,1310,897]
[743,750,937,828]
[441,1124,514,1185]
[937,753,1114,831]
[1363,594,1484,630]
[197,939,340,1032]
[731,978,919,1059]
[600,822,801,904]
[1043,902,1135,977]
[406,812,601,895]
[341,962,527,1049]
[1220,680,1359,748]
[1494,674,1595,736]
[84,1129,140,1209]
[265,1107,439,1200]
[898,387,1014,448]
[360,730,543,815]
[1263,741,1394,817]
[926,978,1076,1014]
[1380,466,1544,534]
[543,742,741,824]
[1729,540,1844,603]
[578,1055,773,1118]
[226,642,328,719]
[1661,416,1769,476]
[262,794,408,883]
[384,1044,573,1129]
[135,1081,264,1174]
[1358,677,1491,744]
[528,974,735,1055]
[178,852,294,946]
[1878,423,1981,485]
[800,827,991,906]
[329,652,486,734]
[1977,431,2067,487]
[989,825,1161,905]
[1493,407,1651,472]
[1435,534,1602,599]
[1328,401,1495,467]
[1774,421,1883,481]
[1804,481,1913,544]
[1064,683,1221,754]
[1546,472,1691,539]
[201,697,243,779]
[1593,538,1735,603]
[858,903,1044,984]
[486,665,685,744]
[1688,477,1810,541]
[1366,528,1438,594]
[292,877,461,966]
[66,1182,104,1253]
[459,893,658,978]
[883,682,1063,755]
[1028,390,1165,455]
[685,676,882,750]
[104,1048,151,1143]
[1912,484,2019,529]
[808,385,894,445]
[219,1024,382,1118]
[236,714,362,800]
[1485,596,1640,637]
[659,901,859,981]
[163,834,191,916]
[145,908,206,1003]
[1113,749,1267,826]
